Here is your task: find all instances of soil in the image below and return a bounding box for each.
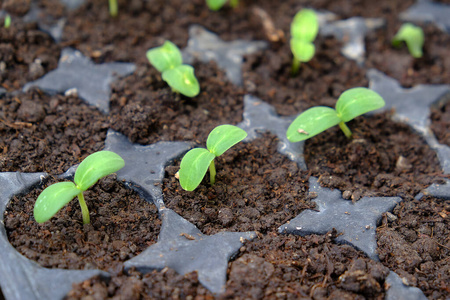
[1,0,449,299]
[377,195,450,298]
[430,100,450,147]
[0,21,61,91]
[304,113,443,201]
[67,232,391,300]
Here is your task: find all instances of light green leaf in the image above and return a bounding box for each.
[146,41,183,73]
[179,148,216,191]
[206,0,228,11]
[206,124,247,157]
[34,182,80,223]
[392,23,424,58]
[291,9,319,42]
[335,87,385,122]
[162,64,200,97]
[74,151,125,191]
[290,39,316,63]
[286,107,341,142]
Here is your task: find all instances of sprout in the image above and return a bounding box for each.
[4,14,11,29]
[34,151,125,224]
[290,9,319,75]
[206,0,238,11]
[147,41,200,98]
[108,0,118,17]
[392,23,424,58]
[286,88,385,142]
[178,125,247,191]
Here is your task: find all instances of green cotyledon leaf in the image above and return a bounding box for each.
[335,87,385,123]
[206,124,247,157]
[162,64,200,97]
[206,0,228,11]
[290,39,316,63]
[179,148,216,191]
[146,41,183,73]
[286,106,341,142]
[74,151,125,191]
[290,9,319,42]
[33,182,80,223]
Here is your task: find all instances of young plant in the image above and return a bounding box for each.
[108,0,118,17]
[392,23,424,58]
[34,151,125,224]
[147,41,200,97]
[206,0,238,11]
[4,14,11,29]
[290,8,319,75]
[178,124,247,191]
[286,87,385,142]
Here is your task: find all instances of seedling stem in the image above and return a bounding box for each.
[338,122,352,139]
[291,58,301,76]
[209,160,216,185]
[77,192,90,224]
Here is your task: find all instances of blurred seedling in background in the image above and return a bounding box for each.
[392,23,424,58]
[290,9,319,75]
[206,0,239,11]
[286,88,385,142]
[147,41,200,97]
[178,125,247,191]
[34,151,125,224]
[4,14,11,28]
[109,0,118,17]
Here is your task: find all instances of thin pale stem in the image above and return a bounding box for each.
[291,58,300,76]
[229,0,239,8]
[209,160,216,186]
[339,121,352,139]
[77,192,90,224]
[108,0,118,17]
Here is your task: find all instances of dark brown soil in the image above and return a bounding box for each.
[0,22,61,91]
[66,267,212,300]
[377,196,450,299]
[430,100,450,147]
[67,232,390,300]
[304,113,444,201]
[0,90,108,174]
[221,232,390,300]
[108,61,245,145]
[365,23,450,88]
[5,175,161,271]
[1,0,449,299]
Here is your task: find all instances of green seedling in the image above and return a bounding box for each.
[4,14,11,28]
[206,0,238,11]
[392,23,424,58]
[34,151,125,224]
[290,8,319,75]
[286,87,385,142]
[109,0,118,17]
[178,124,247,191]
[147,41,200,97]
